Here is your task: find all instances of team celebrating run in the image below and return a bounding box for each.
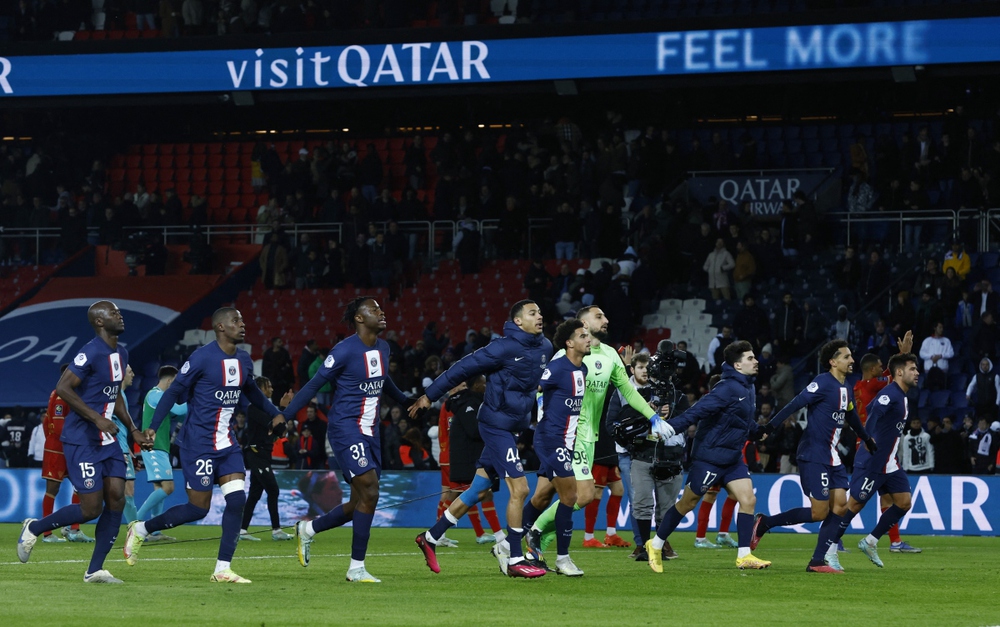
[16,296,923,583]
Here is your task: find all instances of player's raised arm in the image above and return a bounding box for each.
[410,340,507,417]
[763,385,814,432]
[610,358,656,421]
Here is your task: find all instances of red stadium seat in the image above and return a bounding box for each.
[175,167,191,181]
[126,168,141,182]
[91,30,106,40]
[224,154,240,168]
[158,169,174,182]
[142,144,157,156]
[141,29,159,38]
[208,181,224,194]
[224,168,240,181]
[75,30,91,40]
[175,154,190,168]
[207,143,223,154]
[191,181,207,195]
[191,168,207,182]
[159,155,174,168]
[224,142,240,154]
[141,155,157,169]
[224,180,241,195]
[241,193,257,208]
[175,181,191,195]
[191,154,206,168]
[207,194,223,209]
[124,30,140,39]
[240,142,255,154]
[109,169,125,183]
[191,143,207,155]
[207,154,223,168]
[225,195,240,208]
[160,144,175,155]
[174,143,190,154]
[208,168,224,182]
[126,155,141,169]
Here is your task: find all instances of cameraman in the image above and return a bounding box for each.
[608,352,689,561]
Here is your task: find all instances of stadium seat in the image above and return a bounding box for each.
[682,298,706,313]
[179,328,207,347]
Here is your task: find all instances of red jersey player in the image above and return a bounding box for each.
[853,330,920,554]
[41,365,92,543]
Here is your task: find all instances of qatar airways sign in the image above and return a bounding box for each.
[688,172,831,215]
[0,17,999,97]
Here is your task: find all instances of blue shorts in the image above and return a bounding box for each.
[64,442,126,494]
[331,433,381,484]
[798,460,849,501]
[850,467,911,505]
[477,423,525,480]
[535,437,575,480]
[686,459,750,496]
[141,450,174,482]
[180,446,245,492]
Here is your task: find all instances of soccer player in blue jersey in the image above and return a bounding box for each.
[750,339,876,573]
[643,340,771,572]
[816,352,918,571]
[123,307,285,584]
[17,300,153,584]
[135,365,188,542]
[520,318,591,577]
[288,297,412,583]
[413,300,550,579]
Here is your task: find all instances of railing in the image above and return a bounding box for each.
[827,210,960,250]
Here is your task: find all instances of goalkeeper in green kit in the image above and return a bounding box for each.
[526,306,657,556]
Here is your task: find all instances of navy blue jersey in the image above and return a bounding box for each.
[62,337,129,448]
[767,372,868,466]
[668,363,757,467]
[535,356,587,450]
[425,321,552,432]
[285,334,408,442]
[150,341,278,457]
[855,381,908,474]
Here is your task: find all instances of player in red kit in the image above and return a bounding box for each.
[41,365,92,543]
[853,330,921,554]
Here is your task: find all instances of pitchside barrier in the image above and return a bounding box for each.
[0,469,994,536]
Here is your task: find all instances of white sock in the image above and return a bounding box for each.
[444,510,459,525]
[584,532,595,541]
[738,547,751,559]
[303,521,316,539]
[500,538,510,552]
[508,556,524,565]
[424,530,438,545]
[214,560,230,574]
[650,536,665,551]
[240,528,249,535]
[349,559,365,571]
[493,529,506,544]
[825,541,839,558]
[865,534,878,546]
[717,532,729,537]
[556,553,570,562]
[135,522,149,539]
[607,527,616,536]
[695,536,706,541]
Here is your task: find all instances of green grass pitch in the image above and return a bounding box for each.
[1,524,997,627]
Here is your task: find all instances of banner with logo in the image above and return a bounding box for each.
[0,17,999,97]
[1,469,994,536]
[687,171,833,215]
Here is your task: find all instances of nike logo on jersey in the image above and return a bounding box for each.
[466,407,475,412]
[739,397,747,401]
[514,357,525,361]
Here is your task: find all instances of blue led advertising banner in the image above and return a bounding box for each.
[0,17,999,97]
